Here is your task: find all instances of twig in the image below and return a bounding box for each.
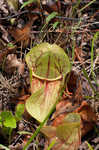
[0,10,80,22]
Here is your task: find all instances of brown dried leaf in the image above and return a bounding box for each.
[52,100,97,137]
[42,0,61,13]
[0,45,17,64]
[64,70,83,103]
[9,15,38,48]
[75,101,97,136]
[4,54,24,74]
[74,46,85,63]
[52,100,79,127]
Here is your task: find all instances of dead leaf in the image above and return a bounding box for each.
[52,100,97,137]
[74,46,84,63]
[52,100,79,127]
[0,45,17,64]
[8,15,38,48]
[42,0,61,13]
[64,70,83,103]
[4,54,24,74]
[75,101,97,136]
[17,95,30,102]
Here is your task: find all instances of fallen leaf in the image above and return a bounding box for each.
[64,70,83,103]
[9,14,38,48]
[42,0,61,13]
[52,100,97,137]
[74,46,84,63]
[0,44,17,64]
[75,101,97,136]
[7,0,18,11]
[52,99,81,127]
[4,54,24,74]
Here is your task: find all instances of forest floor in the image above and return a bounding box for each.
[0,0,99,150]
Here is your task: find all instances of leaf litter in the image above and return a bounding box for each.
[0,0,99,150]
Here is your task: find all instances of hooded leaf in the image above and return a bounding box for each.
[41,113,81,150]
[25,43,71,122]
[25,42,70,81]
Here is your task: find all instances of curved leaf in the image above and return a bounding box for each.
[26,79,61,122]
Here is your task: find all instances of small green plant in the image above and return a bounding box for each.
[82,68,99,100]
[15,103,25,121]
[86,141,94,150]
[52,21,59,30]
[0,111,16,128]
[91,31,99,79]
[21,0,38,9]
[0,104,24,145]
[47,139,56,150]
[46,12,58,24]
[7,42,15,48]
[0,103,24,128]
[40,12,58,42]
